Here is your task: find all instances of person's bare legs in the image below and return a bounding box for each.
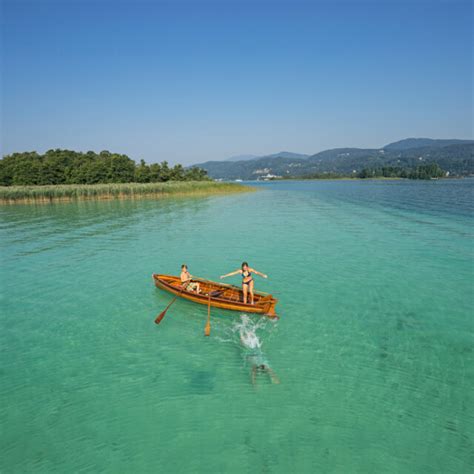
[243,284,248,304]
[266,367,280,384]
[249,280,255,304]
[251,366,257,385]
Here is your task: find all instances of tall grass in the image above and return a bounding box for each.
[0,181,253,204]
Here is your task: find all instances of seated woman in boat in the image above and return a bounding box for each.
[180,264,201,293]
[220,262,267,304]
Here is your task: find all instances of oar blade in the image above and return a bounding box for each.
[154,309,167,324]
[204,294,211,336]
[154,294,179,325]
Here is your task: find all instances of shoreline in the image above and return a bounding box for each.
[277,177,403,181]
[253,176,457,182]
[0,181,255,205]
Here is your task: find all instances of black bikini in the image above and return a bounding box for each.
[242,270,253,286]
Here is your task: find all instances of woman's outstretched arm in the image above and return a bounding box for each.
[220,269,241,279]
[250,268,268,278]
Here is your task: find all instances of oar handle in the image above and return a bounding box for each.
[193,277,239,289]
[192,277,272,296]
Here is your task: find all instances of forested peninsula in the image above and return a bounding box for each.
[0,150,250,204]
[0,149,208,186]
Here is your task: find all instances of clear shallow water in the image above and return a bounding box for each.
[1,179,473,473]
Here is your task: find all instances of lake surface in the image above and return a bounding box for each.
[1,179,473,473]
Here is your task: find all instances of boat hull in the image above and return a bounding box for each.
[152,273,278,317]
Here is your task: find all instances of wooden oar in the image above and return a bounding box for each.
[193,277,272,296]
[193,277,241,291]
[204,293,211,336]
[154,284,186,324]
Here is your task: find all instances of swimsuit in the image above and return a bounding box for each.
[242,270,253,286]
[182,272,197,291]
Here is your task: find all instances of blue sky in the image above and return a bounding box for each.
[2,0,472,165]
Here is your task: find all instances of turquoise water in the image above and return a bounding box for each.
[1,179,473,473]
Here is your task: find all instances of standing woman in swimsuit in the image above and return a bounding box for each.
[220,262,268,304]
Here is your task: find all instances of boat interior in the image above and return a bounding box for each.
[157,274,273,306]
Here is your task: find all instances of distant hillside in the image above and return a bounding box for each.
[194,140,474,180]
[225,154,259,162]
[384,138,474,151]
[224,151,308,162]
[195,156,308,180]
[263,151,309,159]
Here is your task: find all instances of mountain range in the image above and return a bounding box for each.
[193,138,474,180]
[224,151,309,162]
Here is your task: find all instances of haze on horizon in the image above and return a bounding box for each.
[2,0,472,166]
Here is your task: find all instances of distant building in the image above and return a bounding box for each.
[258,173,281,181]
[253,168,270,174]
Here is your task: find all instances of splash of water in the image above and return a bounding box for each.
[216,313,278,354]
[231,314,262,348]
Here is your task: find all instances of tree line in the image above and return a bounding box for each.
[0,150,209,186]
[279,163,446,180]
[357,163,445,180]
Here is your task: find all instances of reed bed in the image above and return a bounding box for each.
[0,181,253,204]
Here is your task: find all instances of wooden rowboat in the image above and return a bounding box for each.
[152,273,278,318]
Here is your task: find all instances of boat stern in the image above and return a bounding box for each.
[263,297,279,318]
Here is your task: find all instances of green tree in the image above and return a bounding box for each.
[170,164,185,181]
[159,161,171,182]
[0,150,210,185]
[149,163,163,182]
[185,166,209,180]
[135,159,151,183]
